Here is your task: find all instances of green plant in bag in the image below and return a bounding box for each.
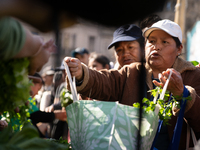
[190,60,199,66]
[133,87,191,125]
[60,88,73,108]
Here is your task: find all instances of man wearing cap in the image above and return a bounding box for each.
[42,66,55,91]
[64,19,200,149]
[108,24,144,69]
[71,47,90,66]
[37,66,55,111]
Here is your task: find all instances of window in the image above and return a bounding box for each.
[72,34,76,49]
[89,36,95,51]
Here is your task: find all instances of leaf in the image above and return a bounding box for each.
[0,125,13,143]
[119,127,128,136]
[132,86,188,125]
[18,137,70,150]
[121,138,130,146]
[118,117,126,126]
[89,124,96,130]
[98,124,104,134]
[67,120,74,129]
[99,142,108,148]
[105,115,110,124]
[190,60,199,66]
[86,132,94,140]
[8,123,39,144]
[117,108,125,117]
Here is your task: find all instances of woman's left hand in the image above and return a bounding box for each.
[153,68,184,98]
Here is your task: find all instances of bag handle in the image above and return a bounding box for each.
[153,70,173,115]
[168,85,190,150]
[64,62,79,102]
[160,70,172,100]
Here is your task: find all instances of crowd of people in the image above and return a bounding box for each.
[1,13,200,150]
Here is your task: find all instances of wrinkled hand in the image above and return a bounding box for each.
[29,38,56,75]
[64,57,83,81]
[45,105,54,112]
[153,68,184,97]
[54,110,67,121]
[0,120,8,131]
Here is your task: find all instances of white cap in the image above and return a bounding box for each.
[143,19,182,43]
[42,66,55,76]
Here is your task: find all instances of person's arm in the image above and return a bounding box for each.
[13,30,43,58]
[30,110,67,124]
[64,57,136,101]
[45,102,62,112]
[0,17,56,75]
[182,69,200,132]
[15,33,55,75]
[0,17,26,59]
[30,111,55,124]
[53,102,62,110]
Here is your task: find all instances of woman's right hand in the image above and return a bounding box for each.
[0,120,8,131]
[64,57,83,81]
[29,38,56,75]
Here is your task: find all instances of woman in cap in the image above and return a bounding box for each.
[108,24,145,69]
[64,19,200,149]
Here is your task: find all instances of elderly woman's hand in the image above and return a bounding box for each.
[64,57,83,81]
[29,38,56,75]
[153,68,184,98]
[0,120,8,131]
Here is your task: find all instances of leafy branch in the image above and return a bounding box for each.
[0,58,33,131]
[133,86,191,125]
[60,88,73,108]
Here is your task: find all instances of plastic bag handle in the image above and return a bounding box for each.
[63,62,79,102]
[160,70,172,100]
[153,70,172,115]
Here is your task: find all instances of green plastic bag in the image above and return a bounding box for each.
[66,100,159,150]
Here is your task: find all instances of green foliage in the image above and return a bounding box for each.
[60,88,73,108]
[47,137,71,149]
[0,58,71,148]
[190,60,199,66]
[1,98,35,132]
[0,123,70,150]
[0,58,32,112]
[133,87,191,125]
[0,58,33,131]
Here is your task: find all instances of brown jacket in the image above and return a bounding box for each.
[68,57,200,150]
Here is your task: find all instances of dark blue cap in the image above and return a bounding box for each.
[108,24,143,49]
[71,47,89,57]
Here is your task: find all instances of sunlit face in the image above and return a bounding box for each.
[145,30,182,71]
[115,41,142,67]
[75,53,90,66]
[88,60,104,71]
